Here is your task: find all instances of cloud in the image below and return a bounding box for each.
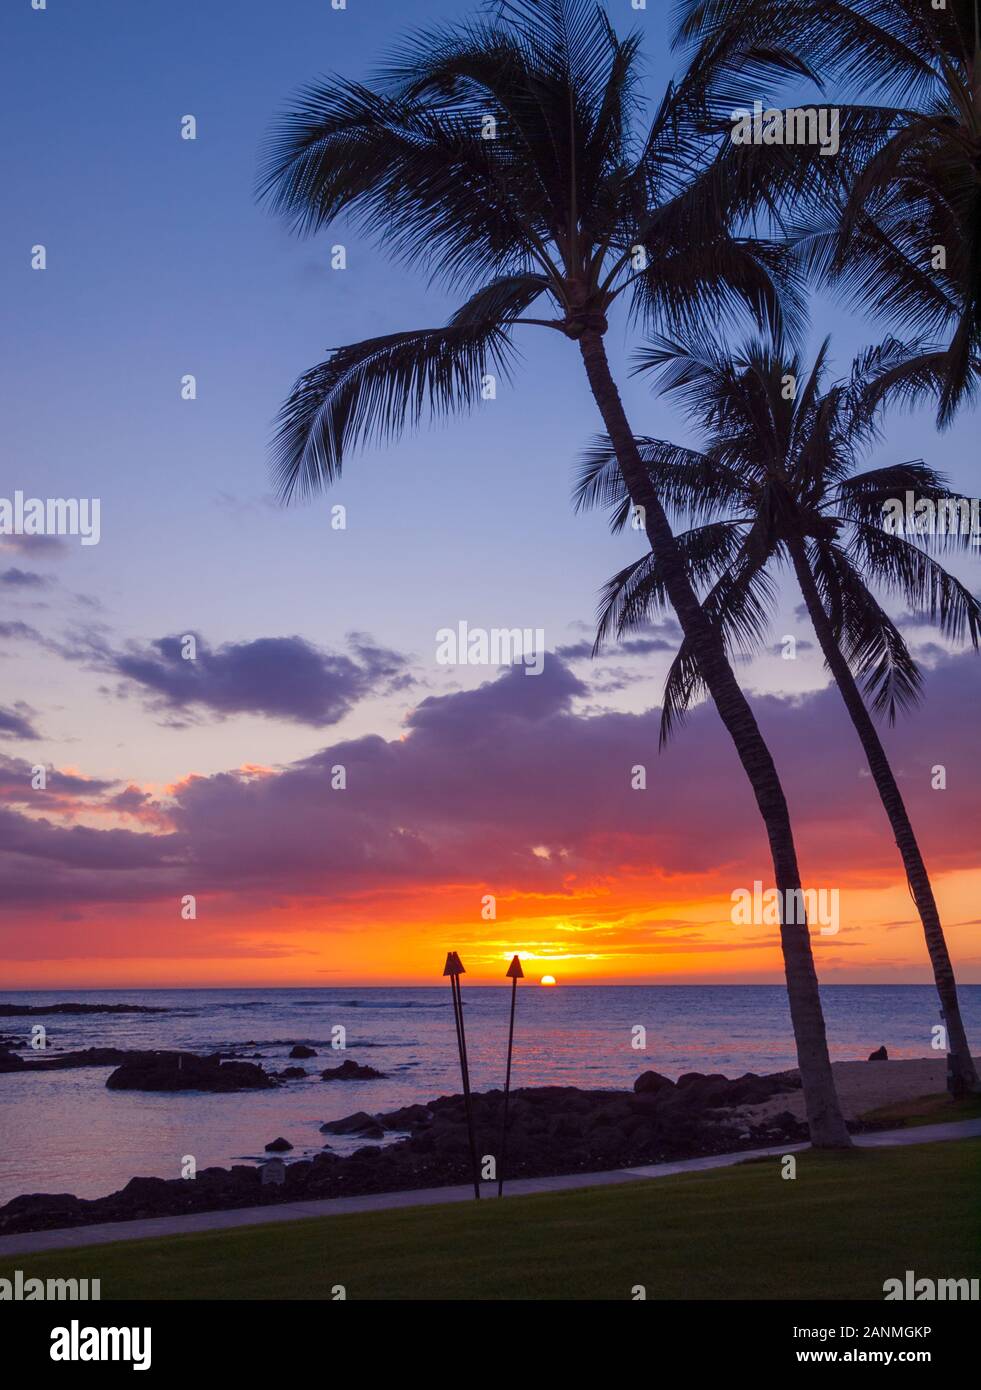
[0,568,49,589]
[0,620,75,656]
[100,631,413,727]
[0,620,46,643]
[0,535,68,558]
[0,705,40,740]
[0,651,979,943]
[559,617,683,661]
[0,754,118,805]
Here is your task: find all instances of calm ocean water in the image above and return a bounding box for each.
[1,984,978,1203]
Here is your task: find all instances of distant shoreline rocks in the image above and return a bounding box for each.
[0,1003,167,1016]
[321,1060,385,1081]
[105,1052,276,1093]
[0,1046,280,1085]
[0,1047,134,1074]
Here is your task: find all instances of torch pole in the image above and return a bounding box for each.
[444,951,481,1199]
[498,954,524,1197]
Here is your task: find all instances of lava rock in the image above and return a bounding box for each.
[725,1073,794,1106]
[768,1110,809,1139]
[320,1110,383,1136]
[633,1070,675,1096]
[1,1192,83,1218]
[289,1045,317,1059]
[105,1051,275,1092]
[1,1046,136,1074]
[321,1060,385,1081]
[264,1137,293,1153]
[379,1103,432,1130]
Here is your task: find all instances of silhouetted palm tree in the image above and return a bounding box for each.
[258,0,851,1143]
[580,333,980,1091]
[672,0,981,424]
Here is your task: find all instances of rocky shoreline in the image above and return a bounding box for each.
[0,1067,810,1236]
[0,1044,385,1085]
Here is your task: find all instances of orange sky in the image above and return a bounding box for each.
[4,864,979,989]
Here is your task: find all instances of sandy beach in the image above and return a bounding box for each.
[739,1056,981,1125]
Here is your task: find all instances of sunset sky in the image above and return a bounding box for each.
[2,0,979,988]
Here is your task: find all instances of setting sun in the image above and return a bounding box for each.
[540,975,557,986]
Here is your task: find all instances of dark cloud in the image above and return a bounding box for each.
[554,639,597,659]
[0,805,175,871]
[620,636,676,655]
[407,657,586,735]
[0,568,49,589]
[560,617,683,662]
[0,705,40,740]
[0,535,68,558]
[0,620,74,657]
[0,620,46,642]
[104,631,413,727]
[107,785,153,814]
[0,754,116,803]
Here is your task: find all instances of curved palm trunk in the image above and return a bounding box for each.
[787,538,978,1096]
[577,328,851,1146]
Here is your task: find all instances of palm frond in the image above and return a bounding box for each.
[272,317,518,500]
[258,77,551,289]
[848,522,981,646]
[573,435,743,528]
[672,0,949,104]
[807,538,923,722]
[659,551,778,744]
[593,520,751,651]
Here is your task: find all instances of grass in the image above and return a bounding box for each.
[2,1139,979,1300]
[859,1092,981,1129]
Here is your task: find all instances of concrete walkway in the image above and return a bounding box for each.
[2,1117,978,1259]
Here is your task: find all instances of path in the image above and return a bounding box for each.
[2,1117,978,1259]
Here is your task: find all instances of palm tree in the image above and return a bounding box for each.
[671,0,981,424]
[257,0,852,1143]
[579,333,980,1092]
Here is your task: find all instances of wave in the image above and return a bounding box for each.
[212,1038,404,1051]
[330,1000,451,1010]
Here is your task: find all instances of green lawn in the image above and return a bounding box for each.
[3,1140,979,1300]
[859,1091,981,1128]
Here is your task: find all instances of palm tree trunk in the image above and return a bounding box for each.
[576,326,851,1146]
[787,537,978,1096]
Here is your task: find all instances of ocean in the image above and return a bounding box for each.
[1,984,978,1204]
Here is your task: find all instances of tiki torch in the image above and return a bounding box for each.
[443,950,481,1199]
[497,953,524,1197]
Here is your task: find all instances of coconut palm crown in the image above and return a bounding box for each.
[257,0,806,499]
[671,0,981,424]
